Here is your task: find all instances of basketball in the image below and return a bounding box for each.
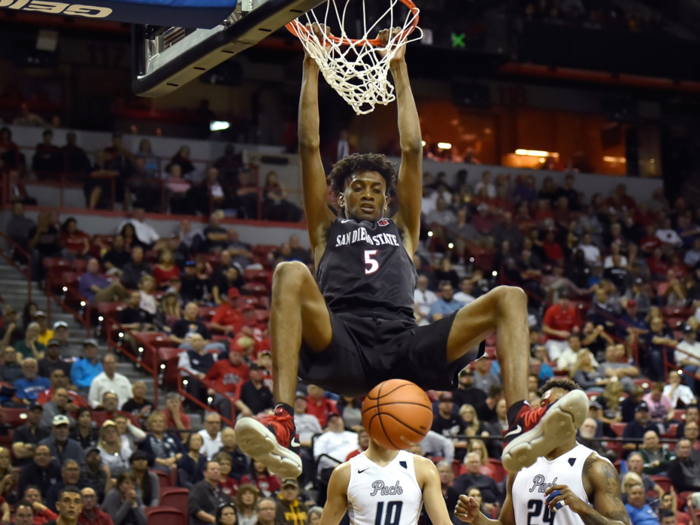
[361,379,433,450]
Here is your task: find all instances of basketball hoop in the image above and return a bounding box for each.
[286,0,421,115]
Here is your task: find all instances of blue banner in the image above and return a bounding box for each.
[0,0,237,28]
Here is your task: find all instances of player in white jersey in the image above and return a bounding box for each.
[456,379,630,525]
[320,436,453,525]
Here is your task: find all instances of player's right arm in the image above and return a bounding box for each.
[319,462,351,525]
[455,475,515,525]
[299,44,336,257]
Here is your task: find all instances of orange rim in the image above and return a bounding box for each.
[285,0,419,47]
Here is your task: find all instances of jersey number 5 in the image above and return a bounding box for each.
[374,501,403,525]
[364,249,379,275]
[526,499,554,525]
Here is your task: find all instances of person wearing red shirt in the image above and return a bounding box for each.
[304,385,339,428]
[344,430,370,460]
[77,487,113,525]
[542,291,581,361]
[162,393,192,431]
[205,348,249,420]
[36,369,89,409]
[240,461,281,497]
[542,230,564,263]
[23,486,57,525]
[210,288,244,335]
[152,250,180,289]
[215,453,240,498]
[61,219,90,258]
[647,247,669,279]
[640,224,662,256]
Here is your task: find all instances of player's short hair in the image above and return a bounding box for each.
[659,510,675,520]
[538,378,582,398]
[58,485,82,500]
[328,153,397,197]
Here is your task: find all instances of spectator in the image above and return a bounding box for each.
[15,359,51,405]
[598,344,640,392]
[23,485,59,524]
[209,288,244,336]
[198,413,223,461]
[12,404,50,466]
[211,262,244,306]
[275,478,308,525]
[475,385,503,424]
[178,433,207,489]
[60,219,90,259]
[217,427,248,482]
[39,389,77,430]
[668,438,700,492]
[152,250,179,289]
[472,358,500,394]
[101,473,147,525]
[78,486,114,525]
[116,292,153,332]
[34,312,53,347]
[453,452,502,504]
[431,393,467,461]
[434,258,460,290]
[235,485,260,525]
[188,461,232,525]
[121,247,153,290]
[13,500,37,525]
[28,211,65,282]
[453,277,476,305]
[203,214,229,253]
[79,448,112,505]
[215,453,238,499]
[240,461,280,498]
[621,385,646,424]
[87,355,130,410]
[215,503,237,525]
[639,430,673,475]
[542,292,581,361]
[663,371,695,408]
[140,411,185,474]
[571,349,608,392]
[18,444,61,497]
[313,414,357,481]
[38,341,72,380]
[644,317,678,382]
[624,483,660,525]
[304,386,338,428]
[579,232,602,266]
[261,172,303,222]
[101,236,130,274]
[170,303,212,344]
[128,451,158,507]
[121,382,154,425]
[643,383,674,424]
[116,209,159,249]
[452,368,486,411]
[180,260,208,304]
[205,348,249,420]
[6,203,36,258]
[255,498,277,525]
[78,259,129,306]
[235,364,274,417]
[70,341,102,396]
[429,281,464,323]
[15,324,46,362]
[676,326,700,393]
[418,431,454,465]
[96,422,130,478]
[622,403,660,451]
[39,415,85,467]
[577,418,617,463]
[1,346,23,384]
[45,460,83,512]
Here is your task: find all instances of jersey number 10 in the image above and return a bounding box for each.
[374,501,403,525]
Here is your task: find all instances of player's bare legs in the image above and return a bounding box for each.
[446,285,588,473]
[269,261,333,405]
[235,261,332,479]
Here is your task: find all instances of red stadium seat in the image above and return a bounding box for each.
[198,306,217,321]
[244,269,271,283]
[200,253,221,266]
[258,296,270,309]
[611,423,627,437]
[1,408,27,427]
[252,244,278,258]
[72,259,88,273]
[134,332,178,348]
[667,317,685,329]
[48,271,81,293]
[484,346,496,359]
[144,508,185,525]
[160,488,189,515]
[650,475,672,493]
[586,392,599,401]
[255,309,270,323]
[240,296,259,308]
[243,282,268,296]
[42,257,71,272]
[152,469,173,491]
[487,459,505,483]
[97,302,125,319]
[158,347,183,390]
[633,379,651,391]
[662,306,694,319]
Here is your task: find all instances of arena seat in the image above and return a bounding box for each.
[676,409,687,420]
[160,488,189,515]
[243,282,268,296]
[152,469,174,491]
[134,332,178,348]
[610,423,627,437]
[650,475,672,493]
[145,508,185,525]
[666,317,685,329]
[662,306,694,319]
[158,347,183,389]
[1,408,27,427]
[244,269,271,283]
[484,346,496,359]
[198,306,217,321]
[586,393,598,401]
[42,257,71,273]
[488,459,505,483]
[255,309,270,323]
[633,379,651,390]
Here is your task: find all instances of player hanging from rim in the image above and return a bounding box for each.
[455,378,631,525]
[234,25,588,479]
[320,420,454,525]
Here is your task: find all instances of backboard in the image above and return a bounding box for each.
[131,0,324,98]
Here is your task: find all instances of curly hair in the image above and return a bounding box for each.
[537,377,582,398]
[328,153,398,196]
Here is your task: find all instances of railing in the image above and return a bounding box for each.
[105,319,160,407]
[45,272,91,336]
[176,369,235,427]
[662,344,700,385]
[0,229,32,302]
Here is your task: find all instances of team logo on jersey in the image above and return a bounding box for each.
[370,480,403,497]
[377,219,390,227]
[529,474,559,493]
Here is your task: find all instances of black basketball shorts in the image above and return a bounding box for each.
[297,309,485,397]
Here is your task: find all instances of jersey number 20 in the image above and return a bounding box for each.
[526,499,554,525]
[374,501,402,525]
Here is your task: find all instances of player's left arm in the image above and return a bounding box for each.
[415,456,454,525]
[545,455,630,525]
[319,462,351,525]
[381,29,422,253]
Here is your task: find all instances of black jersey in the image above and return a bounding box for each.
[316,217,417,321]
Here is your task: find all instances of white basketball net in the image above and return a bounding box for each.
[288,0,421,115]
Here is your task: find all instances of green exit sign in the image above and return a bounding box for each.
[451,32,466,48]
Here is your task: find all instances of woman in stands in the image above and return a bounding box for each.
[335,396,362,433]
[571,349,609,393]
[307,507,322,525]
[135,139,159,176]
[101,472,148,525]
[140,411,185,474]
[61,218,90,259]
[168,145,195,176]
[22,301,37,331]
[70,408,99,449]
[466,439,496,478]
[261,171,302,222]
[120,223,142,251]
[153,250,180,289]
[216,503,238,525]
[114,414,146,456]
[0,447,18,504]
[598,381,624,431]
[240,460,280,497]
[459,404,482,436]
[177,432,207,488]
[434,256,460,289]
[129,450,159,507]
[138,275,158,316]
[212,265,244,306]
[235,484,260,525]
[98,420,132,477]
[157,289,181,330]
